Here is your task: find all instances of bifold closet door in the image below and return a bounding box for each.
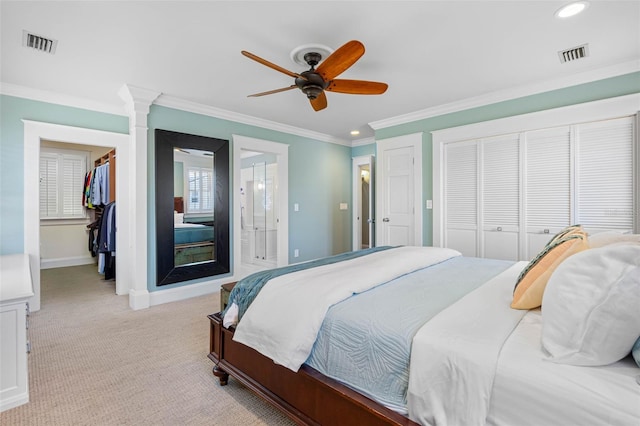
[575,116,634,233]
[524,126,572,259]
[444,141,478,257]
[481,134,520,261]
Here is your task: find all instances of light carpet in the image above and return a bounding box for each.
[0,264,295,425]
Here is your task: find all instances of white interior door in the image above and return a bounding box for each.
[376,133,423,247]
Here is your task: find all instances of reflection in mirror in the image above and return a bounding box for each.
[173,149,215,267]
[155,129,229,286]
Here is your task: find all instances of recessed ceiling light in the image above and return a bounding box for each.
[555,1,589,18]
[350,130,360,136]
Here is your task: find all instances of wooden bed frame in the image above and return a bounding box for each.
[208,312,419,426]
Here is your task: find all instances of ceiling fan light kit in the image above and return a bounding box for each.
[242,40,388,111]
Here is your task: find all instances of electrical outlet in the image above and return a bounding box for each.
[294,249,299,257]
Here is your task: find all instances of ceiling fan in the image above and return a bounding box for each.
[241,40,388,112]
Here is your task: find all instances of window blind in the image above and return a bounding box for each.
[39,148,88,219]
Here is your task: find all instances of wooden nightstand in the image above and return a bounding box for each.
[220,282,237,311]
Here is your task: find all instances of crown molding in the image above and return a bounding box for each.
[0,81,350,146]
[369,60,640,131]
[154,94,350,147]
[0,82,127,116]
[351,136,375,147]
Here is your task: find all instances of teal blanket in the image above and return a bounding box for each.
[225,246,394,320]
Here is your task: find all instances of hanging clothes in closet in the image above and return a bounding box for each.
[84,161,111,207]
[95,201,116,280]
[85,149,116,280]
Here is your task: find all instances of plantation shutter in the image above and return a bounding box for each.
[40,153,59,217]
[63,155,85,216]
[39,148,88,219]
[576,116,634,231]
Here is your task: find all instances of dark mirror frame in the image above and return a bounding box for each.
[155,129,230,286]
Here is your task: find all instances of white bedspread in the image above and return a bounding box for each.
[407,261,529,426]
[232,246,461,372]
[489,310,640,426]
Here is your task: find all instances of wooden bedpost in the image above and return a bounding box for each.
[213,364,229,386]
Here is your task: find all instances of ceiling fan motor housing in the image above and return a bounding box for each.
[296,69,327,99]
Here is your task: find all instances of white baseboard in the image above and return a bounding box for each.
[40,256,96,270]
[148,275,238,307]
[0,392,29,413]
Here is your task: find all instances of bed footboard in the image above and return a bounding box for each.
[208,312,418,426]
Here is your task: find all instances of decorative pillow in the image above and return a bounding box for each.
[541,243,640,366]
[511,227,588,310]
[588,231,640,248]
[633,337,640,368]
[174,212,184,224]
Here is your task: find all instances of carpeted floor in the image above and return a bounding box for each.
[0,264,295,425]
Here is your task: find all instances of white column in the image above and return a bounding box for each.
[118,84,160,310]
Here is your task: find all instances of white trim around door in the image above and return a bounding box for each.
[23,120,130,312]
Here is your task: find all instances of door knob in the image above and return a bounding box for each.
[382,218,390,222]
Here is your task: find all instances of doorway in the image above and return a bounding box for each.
[23,121,130,312]
[232,135,289,280]
[352,155,374,250]
[240,152,278,270]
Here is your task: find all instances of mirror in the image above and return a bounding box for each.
[155,129,230,286]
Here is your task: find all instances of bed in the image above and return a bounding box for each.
[174,213,215,265]
[208,231,640,425]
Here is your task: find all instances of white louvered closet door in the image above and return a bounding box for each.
[525,126,572,259]
[576,116,634,233]
[481,134,520,260]
[444,141,478,256]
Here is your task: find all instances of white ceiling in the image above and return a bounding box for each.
[2,1,639,144]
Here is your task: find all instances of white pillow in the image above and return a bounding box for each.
[588,231,640,248]
[174,212,184,224]
[541,243,640,366]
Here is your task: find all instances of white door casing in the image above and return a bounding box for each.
[376,133,423,247]
[23,120,130,312]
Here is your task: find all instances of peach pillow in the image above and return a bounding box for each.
[511,229,588,310]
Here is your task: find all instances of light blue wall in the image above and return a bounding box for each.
[0,96,352,294]
[351,143,375,158]
[371,72,640,246]
[0,95,128,254]
[147,105,352,291]
[3,71,638,291]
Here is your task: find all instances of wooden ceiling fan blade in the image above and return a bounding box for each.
[241,51,306,80]
[316,40,365,81]
[248,85,297,97]
[326,79,388,95]
[310,91,327,111]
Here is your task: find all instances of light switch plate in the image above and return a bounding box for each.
[339,203,348,210]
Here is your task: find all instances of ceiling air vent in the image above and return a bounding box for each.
[22,30,58,54]
[558,44,589,63]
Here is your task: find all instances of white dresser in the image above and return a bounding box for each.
[0,254,33,412]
